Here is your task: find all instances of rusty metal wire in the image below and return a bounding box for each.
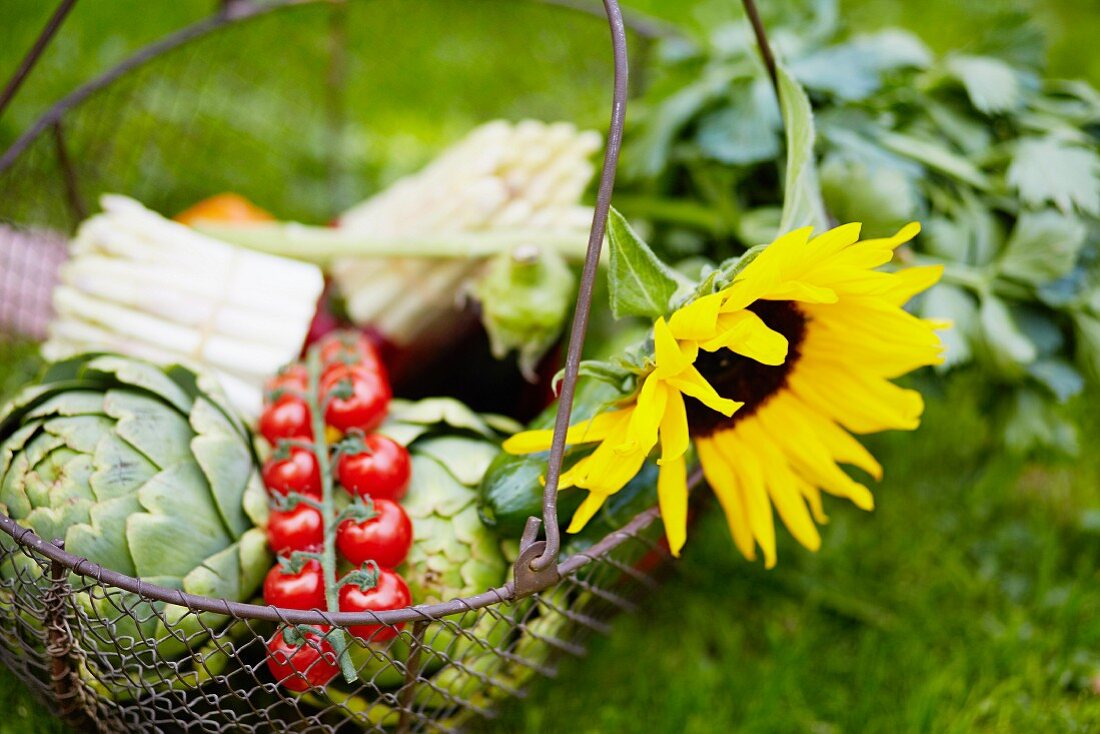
[0,507,668,732]
[0,0,686,730]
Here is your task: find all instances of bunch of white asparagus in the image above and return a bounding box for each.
[332,119,601,348]
[43,195,324,417]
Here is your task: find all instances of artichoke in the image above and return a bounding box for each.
[0,352,270,696]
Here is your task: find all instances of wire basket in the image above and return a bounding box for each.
[0,1,675,731]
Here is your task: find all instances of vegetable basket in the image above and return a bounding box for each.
[0,0,673,731]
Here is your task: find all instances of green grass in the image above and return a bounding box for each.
[2,1,1100,732]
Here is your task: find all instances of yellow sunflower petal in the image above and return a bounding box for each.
[699,310,790,365]
[658,389,690,464]
[653,317,696,378]
[784,392,883,480]
[863,221,921,251]
[697,436,757,561]
[578,439,650,496]
[502,408,633,454]
[666,365,742,417]
[801,222,863,265]
[880,265,943,306]
[622,377,667,454]
[754,395,875,511]
[737,420,821,553]
[763,280,838,304]
[668,292,724,341]
[657,453,689,557]
[566,491,608,533]
[714,429,777,568]
[788,364,924,434]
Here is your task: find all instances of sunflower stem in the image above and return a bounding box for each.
[305,346,357,684]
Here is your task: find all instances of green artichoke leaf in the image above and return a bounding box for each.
[236,527,272,595]
[127,462,232,579]
[378,421,431,447]
[182,540,242,600]
[84,355,195,416]
[104,390,193,469]
[403,455,478,519]
[90,431,159,502]
[65,494,143,576]
[0,425,38,518]
[189,397,253,537]
[387,398,499,440]
[43,414,115,455]
[164,364,249,443]
[23,453,96,541]
[414,436,500,487]
[241,473,269,529]
[24,391,107,421]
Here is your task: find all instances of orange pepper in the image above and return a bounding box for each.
[174,193,275,225]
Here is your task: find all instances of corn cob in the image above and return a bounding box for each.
[42,195,325,417]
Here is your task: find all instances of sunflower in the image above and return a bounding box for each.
[504,222,946,565]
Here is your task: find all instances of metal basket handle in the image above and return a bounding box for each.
[511,0,630,596]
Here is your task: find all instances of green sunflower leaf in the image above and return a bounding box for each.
[695,79,781,165]
[606,207,689,319]
[945,55,1024,115]
[1027,358,1085,402]
[1007,137,1100,216]
[776,63,829,235]
[977,295,1038,375]
[1073,312,1100,382]
[997,209,1087,285]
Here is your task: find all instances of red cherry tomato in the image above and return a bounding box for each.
[265,627,338,692]
[263,559,326,610]
[336,499,413,568]
[320,365,390,433]
[264,364,308,400]
[335,434,411,502]
[267,504,324,554]
[258,396,313,444]
[319,332,383,373]
[262,445,322,499]
[338,568,411,642]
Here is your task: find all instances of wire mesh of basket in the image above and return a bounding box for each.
[0,1,679,731]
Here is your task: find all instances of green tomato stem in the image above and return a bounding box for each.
[305,347,358,684]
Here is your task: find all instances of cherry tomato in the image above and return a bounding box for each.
[319,332,383,373]
[336,499,413,568]
[267,504,324,554]
[338,568,411,642]
[262,445,322,499]
[263,559,327,610]
[335,434,411,502]
[320,365,390,433]
[258,396,312,444]
[264,364,308,400]
[265,627,338,692]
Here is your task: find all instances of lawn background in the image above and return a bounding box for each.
[1,1,1099,732]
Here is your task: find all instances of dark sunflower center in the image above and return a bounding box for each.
[686,300,807,436]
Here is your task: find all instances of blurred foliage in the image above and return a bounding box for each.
[615,0,1100,457]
